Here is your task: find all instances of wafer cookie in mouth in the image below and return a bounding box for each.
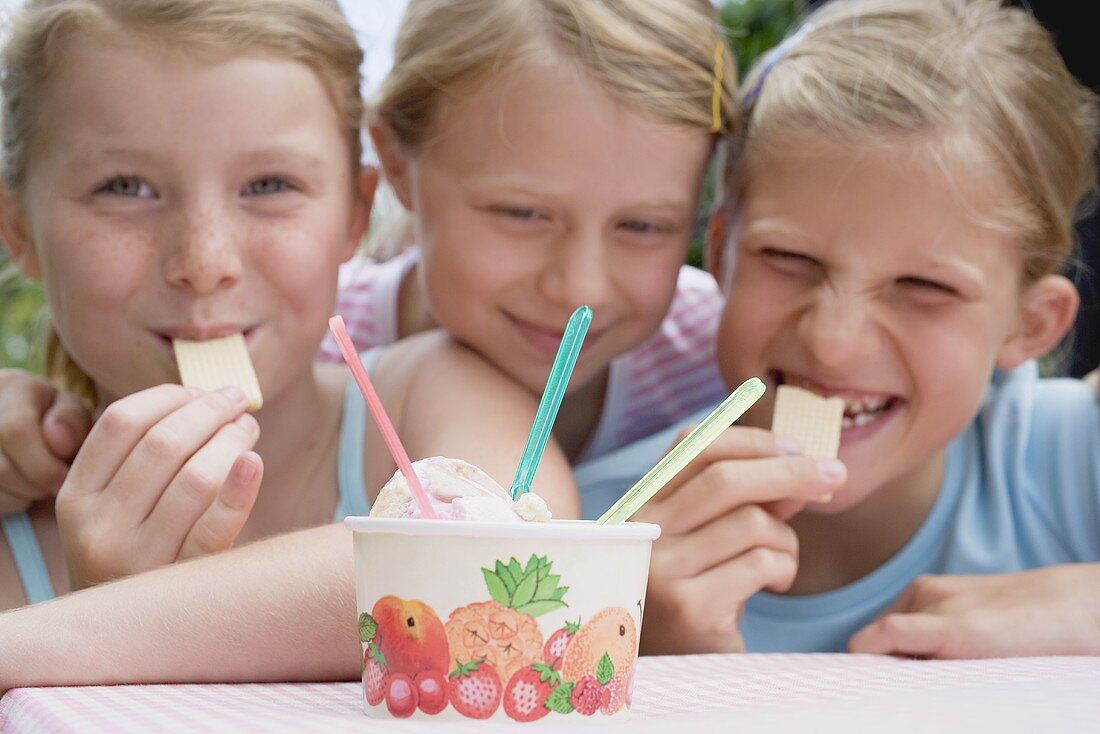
[771,384,843,501]
[172,333,263,411]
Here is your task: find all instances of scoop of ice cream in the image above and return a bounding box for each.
[513,492,552,522]
[369,456,551,522]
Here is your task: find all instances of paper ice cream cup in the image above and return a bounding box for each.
[345,517,660,723]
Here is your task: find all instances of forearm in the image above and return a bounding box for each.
[0,523,358,691]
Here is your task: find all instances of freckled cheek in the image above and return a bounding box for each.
[37,232,151,321]
[251,226,347,303]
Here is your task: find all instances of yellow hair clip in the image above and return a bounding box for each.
[710,40,725,133]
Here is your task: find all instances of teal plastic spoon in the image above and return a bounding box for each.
[510,305,593,499]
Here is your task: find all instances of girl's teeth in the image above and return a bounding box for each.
[842,411,881,429]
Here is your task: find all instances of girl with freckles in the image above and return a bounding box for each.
[0,0,741,686]
[0,0,580,613]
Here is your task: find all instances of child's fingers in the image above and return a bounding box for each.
[647,455,846,535]
[647,427,792,504]
[847,612,950,657]
[101,387,249,522]
[653,504,798,579]
[0,454,41,511]
[63,384,197,502]
[42,390,93,462]
[178,451,262,560]
[0,376,72,499]
[684,545,800,617]
[139,412,260,555]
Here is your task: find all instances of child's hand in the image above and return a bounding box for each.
[848,564,1100,658]
[55,384,263,589]
[0,369,92,514]
[635,426,847,654]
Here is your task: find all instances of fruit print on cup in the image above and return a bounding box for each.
[446,554,568,684]
[358,552,640,721]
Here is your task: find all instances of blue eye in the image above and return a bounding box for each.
[245,177,292,195]
[99,176,153,198]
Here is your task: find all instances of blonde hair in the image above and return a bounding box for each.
[730,0,1099,283]
[0,0,364,408]
[377,0,737,161]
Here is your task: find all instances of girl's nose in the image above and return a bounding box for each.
[161,207,243,294]
[538,229,612,311]
[797,288,880,367]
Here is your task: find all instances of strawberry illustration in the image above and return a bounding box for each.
[570,674,609,716]
[358,612,387,707]
[384,673,418,718]
[542,619,580,669]
[362,643,387,706]
[503,662,560,722]
[414,669,448,715]
[447,657,503,719]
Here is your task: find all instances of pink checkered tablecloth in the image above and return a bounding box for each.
[3,654,1099,733]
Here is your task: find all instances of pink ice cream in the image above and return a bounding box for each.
[369,456,551,522]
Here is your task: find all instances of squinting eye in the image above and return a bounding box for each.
[99,176,153,198]
[898,276,959,296]
[245,178,292,195]
[760,247,820,270]
[489,205,542,221]
[619,220,664,234]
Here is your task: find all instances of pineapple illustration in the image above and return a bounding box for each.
[446,554,569,684]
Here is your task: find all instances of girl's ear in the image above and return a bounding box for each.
[368,120,414,210]
[0,185,40,279]
[346,165,379,260]
[995,273,1079,370]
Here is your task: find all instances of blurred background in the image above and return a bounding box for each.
[1,0,1095,377]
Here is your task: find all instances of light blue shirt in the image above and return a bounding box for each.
[574,361,1100,652]
[2,351,377,606]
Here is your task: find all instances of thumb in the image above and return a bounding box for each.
[42,392,93,462]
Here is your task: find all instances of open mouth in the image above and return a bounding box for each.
[771,370,901,429]
[153,325,257,349]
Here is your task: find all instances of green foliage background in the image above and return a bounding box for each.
[0,0,802,371]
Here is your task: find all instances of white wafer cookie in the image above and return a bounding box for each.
[173,333,263,411]
[771,384,843,459]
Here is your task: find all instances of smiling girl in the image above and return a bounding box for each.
[0,0,577,610]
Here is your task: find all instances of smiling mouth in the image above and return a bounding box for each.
[772,370,901,429]
[506,312,602,356]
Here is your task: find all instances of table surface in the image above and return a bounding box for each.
[3,654,1099,733]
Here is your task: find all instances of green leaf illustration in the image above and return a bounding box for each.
[496,560,517,594]
[368,643,387,670]
[596,652,615,686]
[483,567,510,604]
[511,568,539,608]
[358,612,378,643]
[484,554,569,612]
[535,574,561,600]
[523,554,539,578]
[516,599,569,617]
[507,558,523,585]
[545,681,575,714]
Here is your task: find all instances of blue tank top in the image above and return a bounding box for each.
[1,353,376,606]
